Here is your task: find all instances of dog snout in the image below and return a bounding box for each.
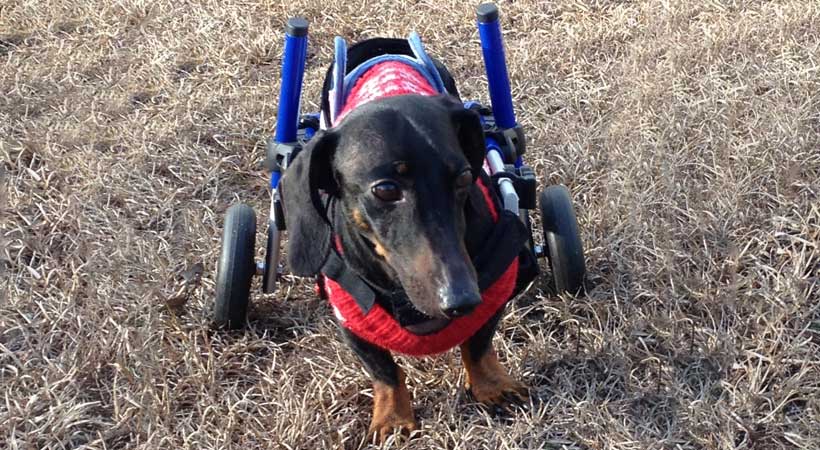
[440,288,481,318]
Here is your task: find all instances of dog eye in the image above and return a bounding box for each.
[455,170,473,188]
[371,181,402,202]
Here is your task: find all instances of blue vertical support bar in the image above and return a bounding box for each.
[476,3,516,130]
[477,4,525,212]
[264,17,308,294]
[274,17,309,148]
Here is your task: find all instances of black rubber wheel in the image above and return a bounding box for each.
[539,185,586,295]
[214,203,257,329]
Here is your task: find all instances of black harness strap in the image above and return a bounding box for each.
[322,251,377,314]
[471,209,529,290]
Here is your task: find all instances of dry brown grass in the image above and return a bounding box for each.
[2,0,819,448]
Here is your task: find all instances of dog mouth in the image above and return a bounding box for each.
[405,318,451,335]
[387,289,452,335]
[360,235,455,335]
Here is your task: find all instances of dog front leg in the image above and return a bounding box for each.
[460,307,528,406]
[341,328,417,442]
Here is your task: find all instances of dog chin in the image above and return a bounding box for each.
[404,318,451,335]
[391,292,452,335]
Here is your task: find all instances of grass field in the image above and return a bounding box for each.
[2,0,819,448]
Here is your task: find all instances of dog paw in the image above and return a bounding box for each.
[467,375,528,407]
[369,369,418,443]
[368,413,418,443]
[461,345,528,409]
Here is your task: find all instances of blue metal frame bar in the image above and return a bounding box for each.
[274,18,309,147]
[476,3,517,130]
[330,37,347,124]
[264,18,308,294]
[270,17,309,191]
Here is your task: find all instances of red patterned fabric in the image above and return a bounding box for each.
[323,177,518,356]
[335,61,439,125]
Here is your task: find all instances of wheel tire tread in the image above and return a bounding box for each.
[214,204,256,329]
[539,185,586,295]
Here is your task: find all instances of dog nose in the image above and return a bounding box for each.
[440,290,481,318]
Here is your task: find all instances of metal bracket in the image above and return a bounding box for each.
[469,104,527,164]
[501,124,526,159]
[265,139,300,172]
[486,149,519,214]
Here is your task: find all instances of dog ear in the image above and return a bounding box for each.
[447,99,487,176]
[280,130,339,276]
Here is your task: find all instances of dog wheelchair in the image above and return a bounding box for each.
[213,3,586,329]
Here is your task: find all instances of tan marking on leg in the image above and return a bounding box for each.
[369,368,417,443]
[460,343,527,406]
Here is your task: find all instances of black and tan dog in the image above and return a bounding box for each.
[280,37,535,441]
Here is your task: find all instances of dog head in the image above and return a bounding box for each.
[281,94,487,319]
